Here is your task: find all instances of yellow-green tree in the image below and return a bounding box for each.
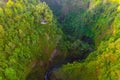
[0,0,61,80]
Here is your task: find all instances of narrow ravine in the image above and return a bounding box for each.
[26,1,95,79]
[0,0,119,80]
[44,48,94,80]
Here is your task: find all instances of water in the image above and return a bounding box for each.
[44,65,61,80]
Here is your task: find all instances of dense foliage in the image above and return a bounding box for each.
[1,0,120,80]
[51,0,120,80]
[45,0,94,61]
[0,0,61,80]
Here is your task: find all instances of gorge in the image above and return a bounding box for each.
[0,0,120,80]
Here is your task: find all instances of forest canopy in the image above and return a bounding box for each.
[0,0,61,80]
[1,0,120,80]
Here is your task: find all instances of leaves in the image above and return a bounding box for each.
[0,25,4,38]
[50,0,120,80]
[5,68,17,80]
[0,0,61,80]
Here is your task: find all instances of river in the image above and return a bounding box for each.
[44,65,61,80]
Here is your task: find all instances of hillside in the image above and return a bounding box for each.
[46,0,120,80]
[0,0,120,80]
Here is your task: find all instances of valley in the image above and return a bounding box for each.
[0,0,120,80]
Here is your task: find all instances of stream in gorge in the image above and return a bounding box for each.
[44,65,61,80]
[26,36,94,80]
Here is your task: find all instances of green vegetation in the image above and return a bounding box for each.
[0,0,61,80]
[51,0,120,80]
[1,0,120,80]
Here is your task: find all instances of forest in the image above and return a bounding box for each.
[0,0,120,80]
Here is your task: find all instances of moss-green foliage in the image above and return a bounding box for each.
[52,1,120,80]
[53,61,99,80]
[53,0,94,60]
[0,0,61,80]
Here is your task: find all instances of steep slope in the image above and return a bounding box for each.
[49,0,120,80]
[1,0,120,80]
[0,0,61,80]
[42,0,94,62]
